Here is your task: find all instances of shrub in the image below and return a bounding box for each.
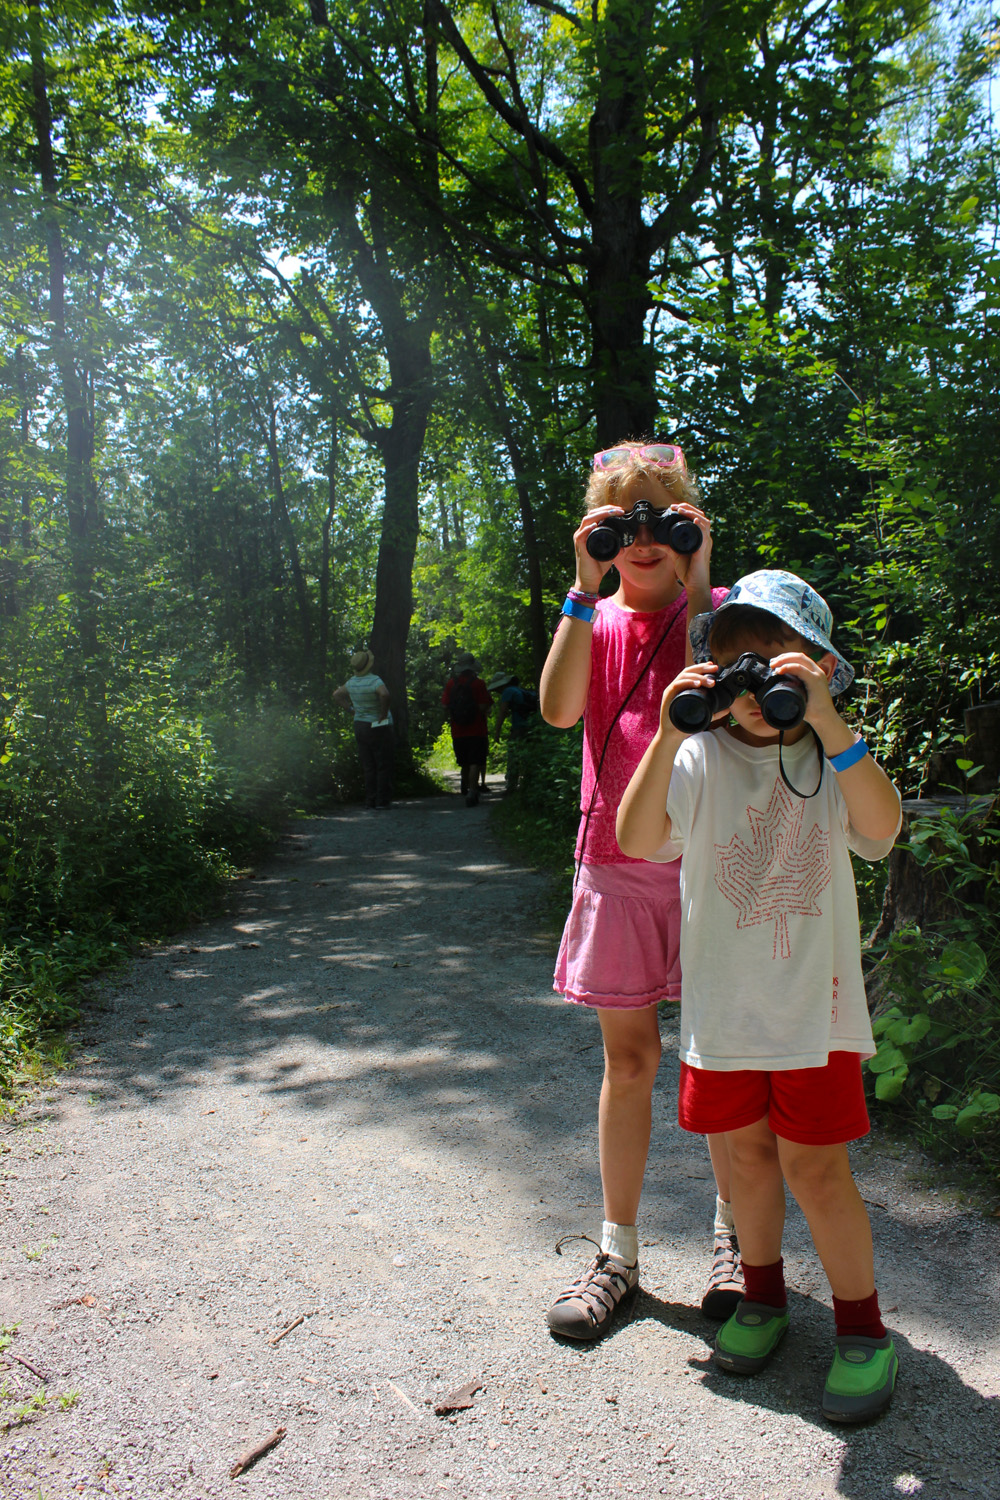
[0,675,343,1092]
[865,801,1000,1181]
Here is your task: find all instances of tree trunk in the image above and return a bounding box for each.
[370,368,431,748]
[264,389,313,667]
[346,191,435,750]
[27,1,104,704]
[964,701,1000,794]
[585,1,657,444]
[318,414,338,699]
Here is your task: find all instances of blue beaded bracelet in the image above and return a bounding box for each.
[561,595,596,623]
[828,737,869,772]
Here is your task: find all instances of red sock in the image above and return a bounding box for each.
[833,1290,886,1340]
[741,1257,786,1309]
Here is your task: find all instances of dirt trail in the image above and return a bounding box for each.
[1,782,998,1500]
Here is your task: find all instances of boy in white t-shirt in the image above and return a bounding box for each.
[617,570,902,1423]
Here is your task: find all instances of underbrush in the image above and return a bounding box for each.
[0,686,346,1096]
[488,719,582,918]
[864,800,1000,1188]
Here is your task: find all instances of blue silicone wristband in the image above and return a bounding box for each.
[561,596,596,623]
[828,737,869,772]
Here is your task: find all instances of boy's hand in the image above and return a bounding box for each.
[768,650,840,732]
[658,660,725,734]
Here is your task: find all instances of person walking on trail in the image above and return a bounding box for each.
[442,652,492,806]
[487,671,538,793]
[540,440,741,1344]
[333,649,393,811]
[617,569,902,1423]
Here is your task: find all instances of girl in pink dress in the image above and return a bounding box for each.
[540,441,739,1340]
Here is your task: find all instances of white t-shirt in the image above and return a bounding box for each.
[653,728,900,1071]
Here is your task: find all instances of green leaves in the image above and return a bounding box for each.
[937,940,987,988]
[932,1090,1000,1135]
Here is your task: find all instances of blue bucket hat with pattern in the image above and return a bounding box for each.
[689,569,854,696]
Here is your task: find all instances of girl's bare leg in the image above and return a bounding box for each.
[596,1005,662,1227]
[706,1132,732,1202]
[597,1008,735,1227]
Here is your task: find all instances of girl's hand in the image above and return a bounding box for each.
[658,660,721,734]
[665,503,713,590]
[572,505,624,593]
[768,650,839,730]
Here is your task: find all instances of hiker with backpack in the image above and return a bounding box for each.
[442,652,493,806]
[488,671,539,793]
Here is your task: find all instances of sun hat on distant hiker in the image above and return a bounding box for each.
[350,648,375,675]
[488,671,515,691]
[455,651,478,673]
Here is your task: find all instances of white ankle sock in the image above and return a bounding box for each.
[601,1220,638,1265]
[714,1195,735,1236]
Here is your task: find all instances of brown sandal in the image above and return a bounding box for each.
[701,1231,745,1320]
[546,1234,639,1342]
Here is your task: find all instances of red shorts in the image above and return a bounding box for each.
[678,1052,870,1146]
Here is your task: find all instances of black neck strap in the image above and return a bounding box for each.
[778,725,824,799]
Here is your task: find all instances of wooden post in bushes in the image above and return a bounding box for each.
[866,714,998,1012]
[870,795,997,949]
[964,700,1000,793]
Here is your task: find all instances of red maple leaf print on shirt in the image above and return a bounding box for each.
[714,778,831,960]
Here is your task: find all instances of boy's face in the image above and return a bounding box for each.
[712,632,830,746]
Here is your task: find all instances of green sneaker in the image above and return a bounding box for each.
[713,1299,789,1374]
[822,1334,898,1423]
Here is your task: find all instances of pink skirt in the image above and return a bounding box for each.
[553,860,682,1009]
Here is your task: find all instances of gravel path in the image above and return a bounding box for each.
[2,782,999,1500]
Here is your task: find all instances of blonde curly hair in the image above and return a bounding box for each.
[583,440,701,513]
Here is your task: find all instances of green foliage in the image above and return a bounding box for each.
[0,650,343,1093]
[865,803,1000,1178]
[490,719,583,910]
[1,0,998,1212]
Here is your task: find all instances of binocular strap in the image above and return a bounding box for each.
[574,598,688,886]
[778,725,824,799]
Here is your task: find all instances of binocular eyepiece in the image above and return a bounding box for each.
[668,652,807,734]
[586,501,703,561]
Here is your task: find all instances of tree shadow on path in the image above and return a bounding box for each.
[62,791,1000,1500]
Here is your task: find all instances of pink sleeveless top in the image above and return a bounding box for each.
[576,589,729,865]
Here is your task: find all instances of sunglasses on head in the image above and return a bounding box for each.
[592,443,685,472]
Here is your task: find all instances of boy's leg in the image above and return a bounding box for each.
[712,1117,790,1373]
[546,1004,660,1341]
[453,738,468,795]
[725,1117,786,1266]
[778,1136,897,1420]
[776,1139,874,1300]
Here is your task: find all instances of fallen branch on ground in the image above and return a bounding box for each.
[268,1314,305,1345]
[230,1427,286,1477]
[4,1352,50,1383]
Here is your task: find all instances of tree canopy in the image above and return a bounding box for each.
[0,0,997,939]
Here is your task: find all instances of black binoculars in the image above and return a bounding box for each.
[668,652,807,734]
[585,501,703,561]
